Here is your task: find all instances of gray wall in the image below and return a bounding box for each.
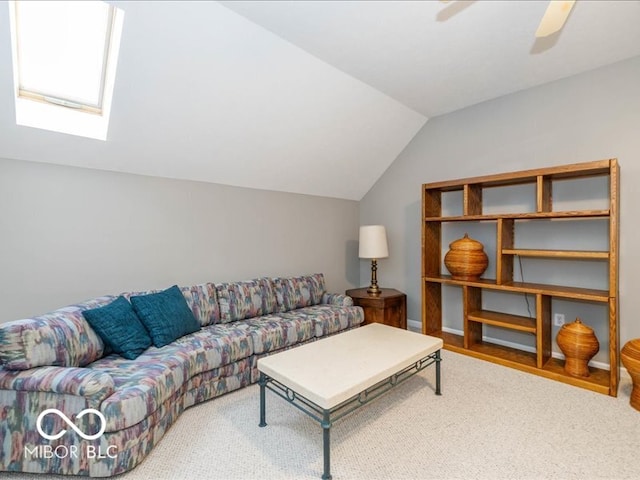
[359,55,640,365]
[0,157,360,322]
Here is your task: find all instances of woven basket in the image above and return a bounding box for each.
[621,339,640,411]
[556,318,599,377]
[444,233,488,281]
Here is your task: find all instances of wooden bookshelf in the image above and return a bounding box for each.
[421,159,619,396]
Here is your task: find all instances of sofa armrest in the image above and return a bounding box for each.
[0,366,115,403]
[321,293,354,307]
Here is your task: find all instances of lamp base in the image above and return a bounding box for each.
[367,259,382,296]
[367,285,382,296]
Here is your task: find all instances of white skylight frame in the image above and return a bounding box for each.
[8,1,125,141]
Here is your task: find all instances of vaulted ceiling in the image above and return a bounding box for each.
[1,1,639,200]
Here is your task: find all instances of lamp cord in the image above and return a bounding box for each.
[517,255,533,318]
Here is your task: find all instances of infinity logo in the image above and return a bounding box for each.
[36,408,106,441]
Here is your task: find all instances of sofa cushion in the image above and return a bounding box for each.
[308,273,326,305]
[0,365,115,403]
[173,323,253,373]
[243,314,315,354]
[283,304,365,337]
[0,296,114,370]
[131,286,201,348]
[216,278,277,323]
[180,283,220,326]
[273,276,312,312]
[83,296,152,360]
[89,345,191,431]
[322,292,354,307]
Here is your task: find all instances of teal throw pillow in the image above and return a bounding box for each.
[83,296,152,360]
[130,285,200,347]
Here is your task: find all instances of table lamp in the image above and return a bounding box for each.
[359,225,389,295]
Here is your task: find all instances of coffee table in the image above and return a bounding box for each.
[258,323,443,479]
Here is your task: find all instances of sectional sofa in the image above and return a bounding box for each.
[0,274,364,476]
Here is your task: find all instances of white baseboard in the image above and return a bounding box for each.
[406,318,630,380]
[407,318,421,332]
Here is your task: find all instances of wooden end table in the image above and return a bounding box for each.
[345,288,407,329]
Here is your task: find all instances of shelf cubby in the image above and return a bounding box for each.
[467,310,536,334]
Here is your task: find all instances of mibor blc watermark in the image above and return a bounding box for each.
[24,408,117,460]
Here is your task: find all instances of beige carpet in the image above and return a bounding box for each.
[3,350,639,480]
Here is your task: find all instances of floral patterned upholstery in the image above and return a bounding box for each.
[88,345,191,431]
[174,323,253,372]
[283,304,364,337]
[0,274,363,477]
[0,366,115,403]
[180,283,220,326]
[1,385,185,476]
[273,276,307,311]
[216,278,277,323]
[120,289,161,300]
[0,296,114,370]
[183,359,251,408]
[322,292,354,307]
[243,313,315,355]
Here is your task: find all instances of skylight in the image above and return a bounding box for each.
[9,1,124,140]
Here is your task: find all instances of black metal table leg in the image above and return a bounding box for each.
[259,373,267,427]
[321,409,332,480]
[435,349,442,396]
[258,348,442,479]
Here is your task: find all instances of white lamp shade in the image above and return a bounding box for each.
[359,225,389,259]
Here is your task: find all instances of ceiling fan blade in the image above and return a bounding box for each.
[535,0,576,38]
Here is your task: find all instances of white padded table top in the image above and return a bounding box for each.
[257,323,443,410]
